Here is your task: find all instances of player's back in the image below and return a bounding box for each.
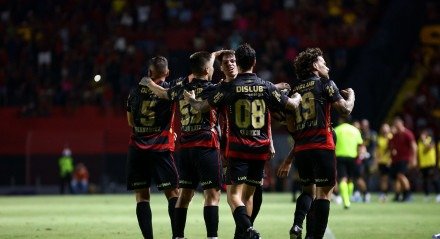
[216,73,284,160]
[127,81,175,151]
[169,78,219,149]
[288,76,341,152]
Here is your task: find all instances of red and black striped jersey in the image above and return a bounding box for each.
[127,80,176,151]
[208,73,288,160]
[287,76,343,153]
[167,78,219,149]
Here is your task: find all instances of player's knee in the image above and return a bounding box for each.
[135,189,150,202]
[204,189,220,206]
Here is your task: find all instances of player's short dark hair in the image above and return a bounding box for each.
[218,50,235,63]
[149,56,168,77]
[189,51,212,75]
[235,43,256,71]
[294,48,323,80]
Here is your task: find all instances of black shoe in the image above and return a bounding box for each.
[245,227,261,239]
[289,225,302,239]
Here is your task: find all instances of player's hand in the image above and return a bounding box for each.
[212,49,232,58]
[141,76,153,85]
[340,88,354,99]
[277,160,292,178]
[275,82,291,91]
[291,92,302,107]
[183,90,196,101]
[269,146,276,160]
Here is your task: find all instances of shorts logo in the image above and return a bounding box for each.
[157,182,171,188]
[201,180,212,186]
[315,178,328,183]
[237,176,247,181]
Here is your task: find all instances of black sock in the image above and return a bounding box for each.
[204,206,219,237]
[250,185,263,224]
[136,201,153,239]
[305,200,315,238]
[234,226,245,239]
[167,197,178,237]
[293,193,313,229]
[313,199,330,239]
[233,206,252,231]
[174,207,188,238]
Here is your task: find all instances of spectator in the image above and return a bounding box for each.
[71,162,89,194]
[417,128,440,202]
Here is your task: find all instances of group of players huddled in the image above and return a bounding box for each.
[126,44,355,239]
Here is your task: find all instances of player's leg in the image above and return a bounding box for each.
[311,150,337,239]
[136,188,153,239]
[127,146,154,239]
[290,151,315,239]
[198,148,222,239]
[250,183,262,224]
[226,158,257,239]
[153,151,180,238]
[396,161,411,201]
[337,157,350,209]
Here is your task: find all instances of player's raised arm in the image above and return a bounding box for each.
[285,92,302,110]
[332,88,355,116]
[143,77,170,99]
[183,90,210,112]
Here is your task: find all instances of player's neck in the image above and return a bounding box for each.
[191,74,208,82]
[152,77,165,84]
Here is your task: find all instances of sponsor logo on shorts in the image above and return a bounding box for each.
[246,179,262,185]
[237,176,247,181]
[179,180,192,185]
[133,182,147,186]
[201,180,212,186]
[315,178,328,183]
[157,182,171,188]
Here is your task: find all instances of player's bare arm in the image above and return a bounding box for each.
[285,92,302,110]
[275,82,291,91]
[333,88,355,116]
[277,144,295,178]
[144,77,170,99]
[183,90,210,112]
[127,112,134,127]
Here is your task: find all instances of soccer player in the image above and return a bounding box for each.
[186,43,302,239]
[126,56,179,239]
[145,51,223,239]
[417,129,440,202]
[375,123,393,202]
[334,116,364,209]
[277,48,355,239]
[389,117,417,202]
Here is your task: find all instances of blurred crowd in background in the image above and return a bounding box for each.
[0,0,383,116]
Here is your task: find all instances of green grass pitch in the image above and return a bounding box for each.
[0,193,439,238]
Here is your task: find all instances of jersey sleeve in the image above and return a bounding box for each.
[208,84,228,108]
[167,84,184,101]
[323,80,343,103]
[265,81,288,112]
[200,83,218,100]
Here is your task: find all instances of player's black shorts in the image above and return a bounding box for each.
[225,158,265,187]
[420,166,436,179]
[336,157,356,180]
[390,161,408,179]
[179,147,222,190]
[294,149,336,187]
[126,146,179,191]
[378,163,390,176]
